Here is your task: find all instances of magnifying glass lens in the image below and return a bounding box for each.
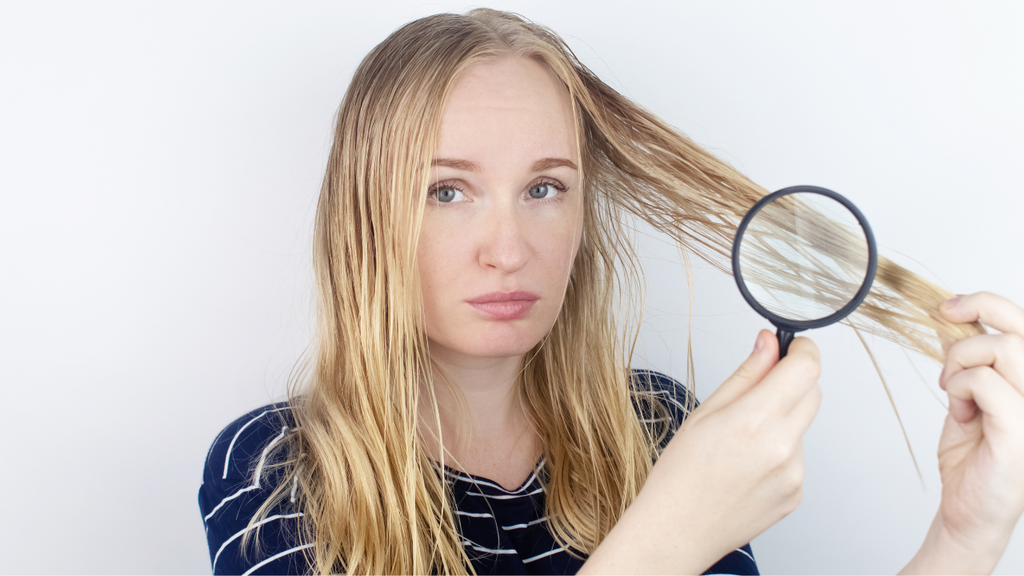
[737,192,870,323]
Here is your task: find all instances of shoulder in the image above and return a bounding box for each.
[629,369,699,453]
[705,543,759,575]
[198,402,310,574]
[629,368,699,424]
[201,402,296,493]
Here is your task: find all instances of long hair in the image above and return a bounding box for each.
[242,8,985,574]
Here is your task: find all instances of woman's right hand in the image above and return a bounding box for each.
[580,329,822,574]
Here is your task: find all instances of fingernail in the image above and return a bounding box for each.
[944,296,962,309]
[753,332,764,353]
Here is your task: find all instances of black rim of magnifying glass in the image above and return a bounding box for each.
[731,185,878,336]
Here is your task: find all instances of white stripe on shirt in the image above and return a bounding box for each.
[457,510,495,519]
[223,406,291,479]
[204,485,260,522]
[240,543,315,576]
[466,486,544,500]
[206,426,288,522]
[522,547,565,564]
[648,388,693,416]
[441,457,547,494]
[461,538,518,555]
[212,513,304,571]
[252,426,288,486]
[501,516,547,530]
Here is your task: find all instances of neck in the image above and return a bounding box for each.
[418,343,535,466]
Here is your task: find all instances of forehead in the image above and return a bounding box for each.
[436,57,577,161]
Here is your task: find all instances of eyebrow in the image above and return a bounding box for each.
[430,157,578,172]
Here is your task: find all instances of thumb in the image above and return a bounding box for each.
[702,329,780,411]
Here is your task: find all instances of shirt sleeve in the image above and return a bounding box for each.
[198,403,312,575]
[630,370,760,576]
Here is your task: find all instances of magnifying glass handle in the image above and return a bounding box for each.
[776,328,795,359]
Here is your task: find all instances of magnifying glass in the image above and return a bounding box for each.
[731,185,878,358]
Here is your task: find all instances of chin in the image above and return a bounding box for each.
[433,324,548,360]
[468,342,539,359]
[463,332,544,358]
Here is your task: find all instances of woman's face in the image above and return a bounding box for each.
[418,56,584,363]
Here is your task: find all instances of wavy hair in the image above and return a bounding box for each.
[240,8,984,574]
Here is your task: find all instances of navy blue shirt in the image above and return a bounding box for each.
[199,370,758,574]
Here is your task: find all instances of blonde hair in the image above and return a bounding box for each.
[241,8,984,574]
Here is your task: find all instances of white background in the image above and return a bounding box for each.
[1,1,1021,573]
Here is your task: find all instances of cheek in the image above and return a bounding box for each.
[532,211,583,277]
[416,243,448,342]
[417,218,468,306]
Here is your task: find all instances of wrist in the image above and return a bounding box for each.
[900,510,1008,575]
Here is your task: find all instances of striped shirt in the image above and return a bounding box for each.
[198,370,758,574]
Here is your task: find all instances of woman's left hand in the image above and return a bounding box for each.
[903,291,1024,574]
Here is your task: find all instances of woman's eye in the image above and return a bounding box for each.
[528,183,559,200]
[432,185,466,203]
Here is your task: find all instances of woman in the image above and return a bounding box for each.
[199,8,1024,574]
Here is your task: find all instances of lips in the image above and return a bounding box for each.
[465,291,540,304]
[465,291,540,320]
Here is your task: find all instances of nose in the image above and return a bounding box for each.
[477,202,530,274]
